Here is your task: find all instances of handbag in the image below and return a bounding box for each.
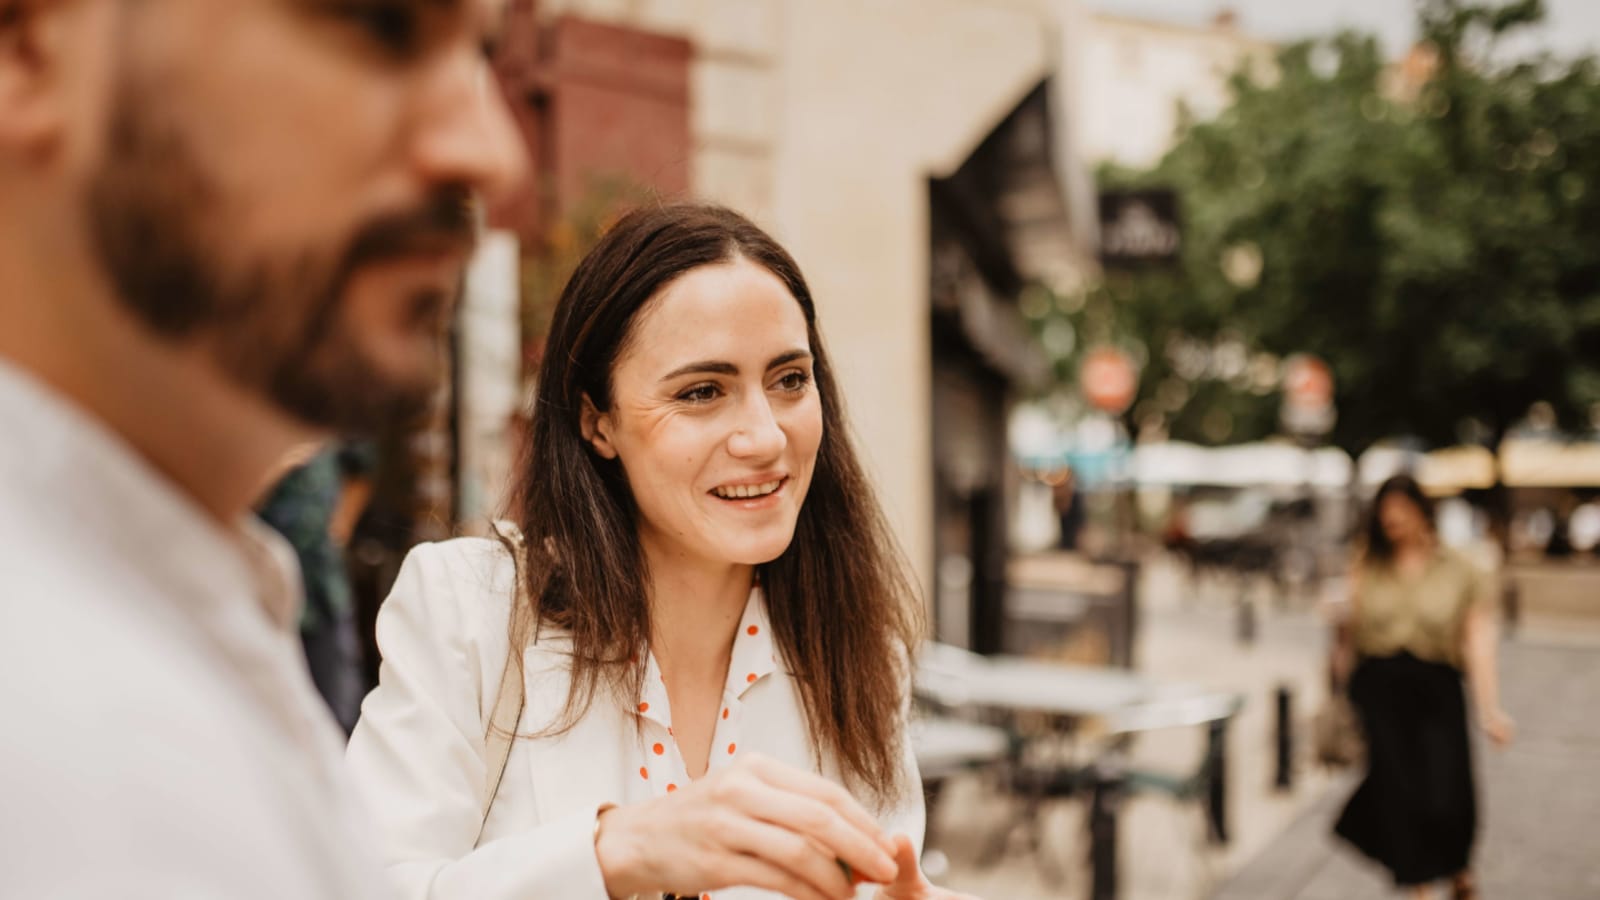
[475,522,530,847]
[1312,681,1364,769]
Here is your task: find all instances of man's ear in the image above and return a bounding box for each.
[579,394,619,460]
[0,1,59,155]
[0,0,92,157]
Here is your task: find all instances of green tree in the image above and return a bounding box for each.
[1039,0,1600,460]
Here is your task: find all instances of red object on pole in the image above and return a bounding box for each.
[1284,354,1333,411]
[1281,354,1335,436]
[1081,347,1139,414]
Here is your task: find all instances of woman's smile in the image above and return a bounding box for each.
[709,475,789,504]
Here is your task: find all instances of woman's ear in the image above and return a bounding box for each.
[579,394,619,460]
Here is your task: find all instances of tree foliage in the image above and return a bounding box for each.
[1041,0,1600,455]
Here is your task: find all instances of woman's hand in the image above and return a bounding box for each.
[1480,707,1516,748]
[874,835,980,900]
[594,753,899,900]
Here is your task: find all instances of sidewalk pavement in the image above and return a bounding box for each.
[1214,619,1600,900]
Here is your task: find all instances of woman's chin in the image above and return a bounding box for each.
[708,535,795,568]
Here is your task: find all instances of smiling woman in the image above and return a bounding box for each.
[346,204,962,900]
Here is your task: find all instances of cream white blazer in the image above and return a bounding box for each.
[346,537,925,899]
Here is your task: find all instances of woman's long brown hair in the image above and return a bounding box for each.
[504,203,922,805]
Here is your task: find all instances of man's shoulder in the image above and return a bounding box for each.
[0,561,376,898]
[0,512,251,746]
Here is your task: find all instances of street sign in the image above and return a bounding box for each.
[1081,346,1139,415]
[1098,190,1181,268]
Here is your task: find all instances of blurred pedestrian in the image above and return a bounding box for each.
[1053,466,1085,551]
[0,1,524,896]
[346,204,972,899]
[1333,475,1514,900]
[258,443,379,734]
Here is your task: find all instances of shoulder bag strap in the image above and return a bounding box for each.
[476,522,529,847]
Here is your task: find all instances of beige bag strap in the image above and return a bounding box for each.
[476,522,529,847]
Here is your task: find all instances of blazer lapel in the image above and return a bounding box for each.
[519,641,631,825]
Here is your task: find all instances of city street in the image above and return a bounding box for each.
[1217,617,1600,899]
[929,559,1600,899]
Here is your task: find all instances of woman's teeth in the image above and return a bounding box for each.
[713,480,782,500]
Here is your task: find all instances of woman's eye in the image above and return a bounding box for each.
[776,371,812,393]
[678,384,721,404]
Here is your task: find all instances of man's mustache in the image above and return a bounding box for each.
[345,188,479,268]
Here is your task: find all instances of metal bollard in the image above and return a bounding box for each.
[1206,718,1229,845]
[1088,760,1124,900]
[1274,685,1294,792]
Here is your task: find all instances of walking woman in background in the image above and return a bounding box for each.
[1334,475,1515,899]
[347,203,969,900]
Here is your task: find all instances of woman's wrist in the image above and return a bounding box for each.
[594,802,646,899]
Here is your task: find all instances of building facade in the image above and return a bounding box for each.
[1077,10,1275,168]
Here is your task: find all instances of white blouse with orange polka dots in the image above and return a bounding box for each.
[633,597,774,800]
[347,537,925,900]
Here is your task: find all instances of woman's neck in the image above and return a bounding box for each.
[643,546,755,678]
[1392,532,1437,568]
[639,548,756,779]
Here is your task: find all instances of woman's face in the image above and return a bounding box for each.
[583,257,824,571]
[1378,492,1429,547]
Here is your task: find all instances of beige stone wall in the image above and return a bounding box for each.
[769,0,1092,597]
[538,0,1094,598]
[1079,12,1276,167]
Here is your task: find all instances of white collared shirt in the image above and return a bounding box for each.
[632,590,776,803]
[0,359,388,899]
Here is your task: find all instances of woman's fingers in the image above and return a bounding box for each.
[706,853,846,900]
[721,770,897,884]
[729,781,896,877]
[723,817,858,899]
[743,754,898,863]
[1488,711,1515,747]
[876,834,931,899]
[875,835,988,900]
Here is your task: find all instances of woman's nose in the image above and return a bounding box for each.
[727,397,787,459]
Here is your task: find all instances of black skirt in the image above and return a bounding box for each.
[1334,652,1477,886]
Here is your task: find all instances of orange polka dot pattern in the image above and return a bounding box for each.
[628,587,776,808]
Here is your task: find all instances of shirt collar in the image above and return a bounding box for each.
[726,585,777,697]
[635,585,778,727]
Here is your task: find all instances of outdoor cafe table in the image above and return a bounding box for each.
[915,644,1243,899]
[910,716,1012,782]
[917,643,1231,724]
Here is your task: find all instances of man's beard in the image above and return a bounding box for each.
[84,82,476,436]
